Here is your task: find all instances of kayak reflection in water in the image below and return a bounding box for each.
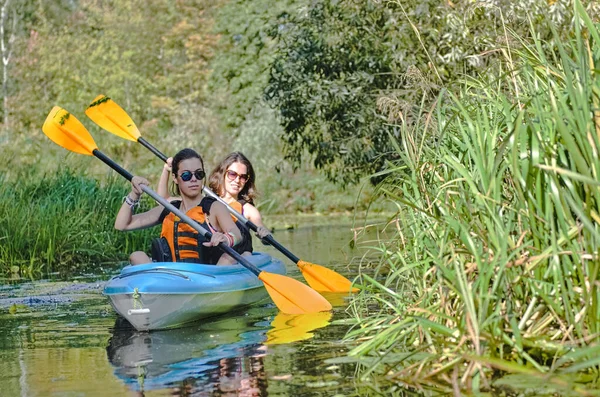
[105,311,333,395]
[105,316,269,396]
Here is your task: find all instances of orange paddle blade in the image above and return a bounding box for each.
[86,94,140,141]
[297,260,359,293]
[266,311,332,345]
[258,272,332,314]
[42,106,98,155]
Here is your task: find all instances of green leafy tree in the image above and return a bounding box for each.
[208,0,305,130]
[265,0,402,184]
[265,0,597,184]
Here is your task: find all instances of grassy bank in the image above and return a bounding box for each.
[345,3,600,395]
[0,165,390,278]
[0,171,156,278]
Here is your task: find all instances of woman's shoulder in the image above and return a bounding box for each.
[200,196,217,213]
[159,199,182,221]
[239,198,255,206]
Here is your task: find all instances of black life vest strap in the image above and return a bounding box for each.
[173,219,205,262]
[179,258,204,264]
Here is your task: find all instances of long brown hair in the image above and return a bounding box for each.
[208,152,257,204]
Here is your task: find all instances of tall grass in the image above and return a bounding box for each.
[0,170,156,278]
[345,2,600,395]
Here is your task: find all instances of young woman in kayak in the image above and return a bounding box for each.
[158,151,271,256]
[115,148,243,265]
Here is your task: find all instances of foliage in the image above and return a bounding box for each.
[0,170,156,277]
[208,0,305,130]
[344,2,600,393]
[265,0,398,184]
[265,0,600,184]
[206,0,384,213]
[4,0,224,178]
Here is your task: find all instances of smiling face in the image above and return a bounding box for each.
[173,157,204,198]
[223,161,248,199]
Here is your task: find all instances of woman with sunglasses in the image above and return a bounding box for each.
[206,152,271,256]
[115,148,243,266]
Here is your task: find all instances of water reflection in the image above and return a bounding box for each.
[265,312,332,345]
[106,309,332,395]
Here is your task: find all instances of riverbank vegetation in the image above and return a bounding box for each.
[0,168,382,276]
[1,0,600,394]
[342,2,600,395]
[0,171,155,277]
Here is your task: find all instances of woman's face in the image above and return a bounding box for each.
[224,161,249,198]
[174,157,204,198]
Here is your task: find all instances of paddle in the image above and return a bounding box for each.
[42,106,332,314]
[85,94,358,293]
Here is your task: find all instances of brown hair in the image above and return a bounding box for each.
[208,152,257,204]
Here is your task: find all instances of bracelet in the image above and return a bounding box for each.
[123,195,140,209]
[226,231,240,246]
[224,232,234,247]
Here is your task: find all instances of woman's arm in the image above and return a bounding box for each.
[243,203,271,238]
[157,157,172,199]
[115,176,164,231]
[206,201,243,246]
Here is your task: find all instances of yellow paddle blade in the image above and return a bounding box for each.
[85,94,140,141]
[258,271,332,314]
[297,260,359,293]
[266,311,332,345]
[42,106,98,155]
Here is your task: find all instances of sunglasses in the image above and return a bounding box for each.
[226,170,249,183]
[178,169,205,182]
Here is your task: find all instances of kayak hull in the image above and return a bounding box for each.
[103,253,286,331]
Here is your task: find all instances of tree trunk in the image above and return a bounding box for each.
[0,0,15,127]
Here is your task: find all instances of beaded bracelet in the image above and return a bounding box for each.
[123,195,140,209]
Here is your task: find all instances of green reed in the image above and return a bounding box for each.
[0,170,156,278]
[345,3,600,395]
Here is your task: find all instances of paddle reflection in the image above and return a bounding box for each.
[106,310,332,395]
[265,312,332,345]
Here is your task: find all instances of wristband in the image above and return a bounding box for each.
[225,232,234,247]
[226,231,239,246]
[123,195,140,209]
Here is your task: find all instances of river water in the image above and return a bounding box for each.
[0,217,390,396]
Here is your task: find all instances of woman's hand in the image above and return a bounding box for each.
[256,225,271,239]
[163,157,173,173]
[130,176,150,200]
[203,232,229,247]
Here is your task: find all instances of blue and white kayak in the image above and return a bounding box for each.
[103,252,286,331]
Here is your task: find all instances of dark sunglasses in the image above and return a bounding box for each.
[226,170,249,183]
[179,169,205,182]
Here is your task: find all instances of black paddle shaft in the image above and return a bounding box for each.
[92,149,262,276]
[138,137,168,162]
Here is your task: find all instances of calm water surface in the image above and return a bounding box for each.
[0,218,388,396]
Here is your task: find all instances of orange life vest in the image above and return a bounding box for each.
[228,199,254,253]
[229,200,243,222]
[160,204,211,263]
